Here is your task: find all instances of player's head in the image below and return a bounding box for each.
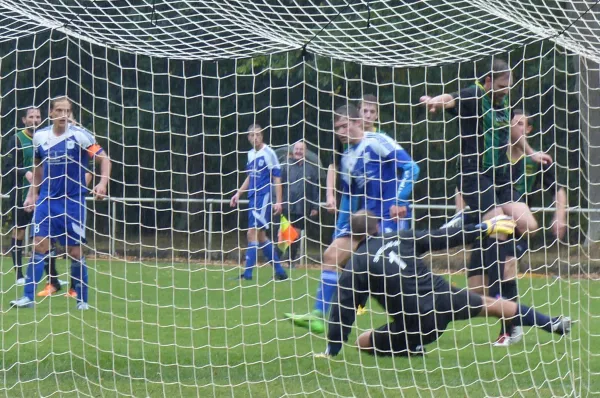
[351,209,380,240]
[511,109,533,145]
[49,96,73,131]
[480,59,511,105]
[21,107,41,132]
[292,140,306,160]
[357,94,378,131]
[334,104,364,144]
[247,124,264,149]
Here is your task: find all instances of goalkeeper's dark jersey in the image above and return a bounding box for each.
[327,225,484,347]
[448,83,511,179]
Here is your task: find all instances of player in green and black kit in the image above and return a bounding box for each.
[3,108,58,287]
[420,59,553,346]
[510,110,567,242]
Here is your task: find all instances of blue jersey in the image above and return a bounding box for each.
[339,132,419,219]
[34,124,101,201]
[246,145,281,198]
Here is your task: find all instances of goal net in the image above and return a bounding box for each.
[0,1,597,396]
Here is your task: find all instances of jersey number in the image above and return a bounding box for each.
[388,250,407,270]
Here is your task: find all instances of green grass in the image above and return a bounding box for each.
[0,258,597,397]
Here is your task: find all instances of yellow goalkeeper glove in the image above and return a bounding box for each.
[477,216,517,237]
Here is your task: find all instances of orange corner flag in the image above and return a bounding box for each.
[278,215,299,254]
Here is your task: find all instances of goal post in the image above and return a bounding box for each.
[0,1,598,397]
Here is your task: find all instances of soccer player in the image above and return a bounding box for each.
[3,107,43,286]
[419,60,552,337]
[230,124,288,281]
[492,109,568,345]
[10,96,111,310]
[317,210,571,357]
[357,94,419,229]
[285,104,419,333]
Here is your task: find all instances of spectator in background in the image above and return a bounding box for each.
[281,140,320,266]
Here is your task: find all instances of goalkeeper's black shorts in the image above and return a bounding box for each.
[370,283,483,356]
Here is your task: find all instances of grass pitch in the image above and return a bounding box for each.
[0,258,597,397]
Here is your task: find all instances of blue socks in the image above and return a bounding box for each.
[314,270,339,316]
[71,258,89,303]
[244,240,287,279]
[24,252,48,300]
[517,303,555,332]
[261,240,286,276]
[244,242,258,279]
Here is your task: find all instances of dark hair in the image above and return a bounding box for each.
[50,96,72,110]
[351,210,379,237]
[357,94,378,109]
[21,107,40,118]
[479,59,511,84]
[247,124,264,135]
[512,109,531,125]
[334,105,361,124]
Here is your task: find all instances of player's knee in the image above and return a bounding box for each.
[323,244,351,268]
[467,275,486,295]
[68,246,83,260]
[356,331,374,353]
[33,238,49,254]
[482,208,505,221]
[246,228,258,243]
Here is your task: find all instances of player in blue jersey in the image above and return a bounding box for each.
[285,104,419,333]
[230,124,288,281]
[10,96,112,310]
[358,94,419,229]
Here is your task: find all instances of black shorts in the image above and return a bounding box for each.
[371,283,483,356]
[458,173,519,216]
[12,206,33,229]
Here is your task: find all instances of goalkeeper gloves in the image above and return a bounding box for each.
[476,215,517,237]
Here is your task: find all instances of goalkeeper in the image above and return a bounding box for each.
[320,210,571,357]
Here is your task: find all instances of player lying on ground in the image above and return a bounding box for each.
[285,104,419,333]
[317,210,571,357]
[10,96,111,310]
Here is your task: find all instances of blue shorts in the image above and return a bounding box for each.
[333,214,412,240]
[33,197,87,246]
[247,194,271,230]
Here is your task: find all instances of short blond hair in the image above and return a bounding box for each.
[50,96,72,110]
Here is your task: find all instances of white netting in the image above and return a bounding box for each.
[0,1,598,397]
[0,1,598,65]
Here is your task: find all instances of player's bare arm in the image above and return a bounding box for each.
[326,164,337,213]
[273,176,283,215]
[230,176,250,207]
[23,157,42,212]
[92,151,111,199]
[419,94,456,113]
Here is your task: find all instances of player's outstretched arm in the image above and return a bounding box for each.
[419,94,456,113]
[413,216,517,255]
